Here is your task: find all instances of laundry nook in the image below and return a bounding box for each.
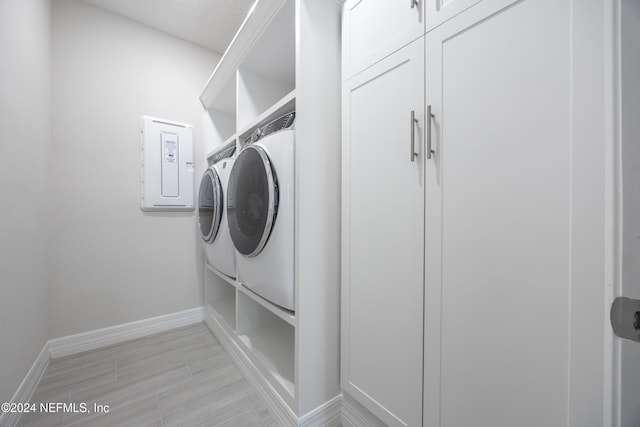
[1,0,639,426]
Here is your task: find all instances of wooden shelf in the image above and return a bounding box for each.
[205,262,237,288]
[204,111,235,155]
[204,264,237,331]
[206,259,295,328]
[208,297,236,332]
[237,283,295,327]
[237,291,295,400]
[238,328,295,399]
[199,0,290,109]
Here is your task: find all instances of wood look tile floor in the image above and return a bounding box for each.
[17,323,280,427]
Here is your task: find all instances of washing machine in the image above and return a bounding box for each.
[227,112,295,311]
[198,150,236,278]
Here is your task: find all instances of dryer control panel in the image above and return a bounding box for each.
[244,112,295,146]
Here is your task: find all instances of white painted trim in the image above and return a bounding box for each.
[341,393,388,427]
[603,1,619,426]
[2,309,383,427]
[299,394,342,427]
[204,313,346,427]
[199,0,288,108]
[204,313,297,425]
[0,343,50,427]
[48,307,205,359]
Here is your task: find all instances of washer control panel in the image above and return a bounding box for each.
[245,112,295,146]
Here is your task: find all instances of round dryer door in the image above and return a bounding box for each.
[227,145,278,257]
[198,168,223,243]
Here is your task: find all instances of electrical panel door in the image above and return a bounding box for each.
[140,116,194,211]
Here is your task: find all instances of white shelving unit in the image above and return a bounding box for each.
[237,290,296,398]
[204,264,236,332]
[203,76,236,156]
[200,0,342,423]
[237,283,295,327]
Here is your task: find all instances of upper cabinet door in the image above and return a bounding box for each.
[342,0,424,79]
[425,0,482,31]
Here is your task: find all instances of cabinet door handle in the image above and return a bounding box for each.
[427,105,435,160]
[410,110,419,162]
[410,0,419,8]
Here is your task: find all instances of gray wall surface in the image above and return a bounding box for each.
[0,0,53,404]
[49,0,220,338]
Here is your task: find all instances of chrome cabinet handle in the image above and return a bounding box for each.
[427,105,435,160]
[410,110,418,162]
[410,0,419,8]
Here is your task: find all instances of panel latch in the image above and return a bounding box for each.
[611,297,640,343]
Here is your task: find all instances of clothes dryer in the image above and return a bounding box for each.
[198,156,236,278]
[227,114,295,311]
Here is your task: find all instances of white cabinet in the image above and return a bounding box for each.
[424,0,609,426]
[425,0,569,423]
[342,37,424,427]
[343,0,612,426]
[425,0,482,31]
[342,0,424,79]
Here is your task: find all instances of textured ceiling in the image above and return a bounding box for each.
[81,0,255,53]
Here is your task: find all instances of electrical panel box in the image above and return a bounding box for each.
[140,116,194,211]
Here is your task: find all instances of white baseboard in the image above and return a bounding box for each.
[299,394,343,427]
[4,307,386,427]
[203,310,343,427]
[48,307,205,359]
[341,392,388,427]
[204,312,297,426]
[0,343,50,427]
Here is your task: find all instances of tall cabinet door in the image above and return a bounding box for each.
[342,0,424,78]
[424,0,608,426]
[342,37,424,427]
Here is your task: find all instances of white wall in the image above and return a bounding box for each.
[0,0,52,403]
[50,0,219,338]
